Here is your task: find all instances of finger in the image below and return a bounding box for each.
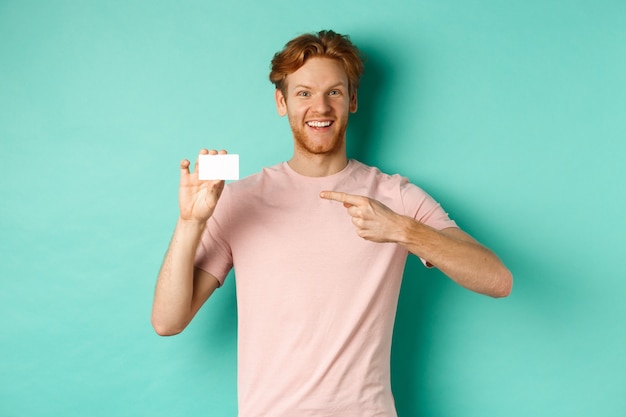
[180,159,191,173]
[351,216,365,227]
[194,151,206,173]
[346,205,365,218]
[195,149,218,173]
[320,191,364,206]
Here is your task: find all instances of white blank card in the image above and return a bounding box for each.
[198,154,240,180]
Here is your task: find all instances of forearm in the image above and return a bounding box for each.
[151,218,206,335]
[395,217,512,298]
[318,190,512,297]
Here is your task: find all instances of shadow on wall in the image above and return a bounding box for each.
[391,257,448,417]
[347,45,389,162]
[347,42,446,416]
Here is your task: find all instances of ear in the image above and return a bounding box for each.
[275,89,288,117]
[349,90,358,113]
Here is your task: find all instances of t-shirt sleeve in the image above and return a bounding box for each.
[400,179,457,230]
[400,178,458,268]
[193,187,234,287]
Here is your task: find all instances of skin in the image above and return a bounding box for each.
[318,191,512,297]
[275,57,357,177]
[151,57,512,336]
[151,149,225,335]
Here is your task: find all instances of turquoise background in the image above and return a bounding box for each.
[1,0,624,416]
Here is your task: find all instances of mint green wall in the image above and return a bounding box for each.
[1,0,624,416]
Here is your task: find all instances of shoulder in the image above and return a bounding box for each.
[224,162,287,194]
[349,160,413,190]
[349,160,436,214]
[211,163,287,221]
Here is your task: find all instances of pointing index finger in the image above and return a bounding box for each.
[320,191,362,206]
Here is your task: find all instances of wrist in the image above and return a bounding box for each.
[395,215,415,244]
[395,216,430,247]
[177,217,208,231]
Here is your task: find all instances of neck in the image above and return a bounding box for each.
[287,152,348,177]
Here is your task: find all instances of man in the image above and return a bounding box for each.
[152,30,512,417]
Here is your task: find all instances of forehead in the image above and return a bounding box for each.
[285,57,349,91]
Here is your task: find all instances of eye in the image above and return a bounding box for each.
[329,90,342,96]
[297,91,311,97]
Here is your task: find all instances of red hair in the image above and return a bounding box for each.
[269,30,365,94]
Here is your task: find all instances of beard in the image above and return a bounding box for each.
[289,116,348,156]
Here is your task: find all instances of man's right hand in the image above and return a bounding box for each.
[178,149,227,223]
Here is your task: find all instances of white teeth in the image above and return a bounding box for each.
[307,121,332,128]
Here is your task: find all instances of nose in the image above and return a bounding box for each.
[312,93,331,114]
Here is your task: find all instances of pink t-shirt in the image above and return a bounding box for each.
[195,160,457,417]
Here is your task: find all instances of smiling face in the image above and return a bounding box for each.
[275,57,358,158]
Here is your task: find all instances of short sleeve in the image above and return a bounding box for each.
[399,179,457,268]
[400,179,457,230]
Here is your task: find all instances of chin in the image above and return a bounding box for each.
[293,129,346,156]
[297,139,344,156]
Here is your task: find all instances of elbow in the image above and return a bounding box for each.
[151,315,185,337]
[153,326,183,337]
[490,267,513,298]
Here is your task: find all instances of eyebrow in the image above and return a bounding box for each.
[292,82,347,91]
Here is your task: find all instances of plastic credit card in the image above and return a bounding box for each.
[198,154,239,180]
